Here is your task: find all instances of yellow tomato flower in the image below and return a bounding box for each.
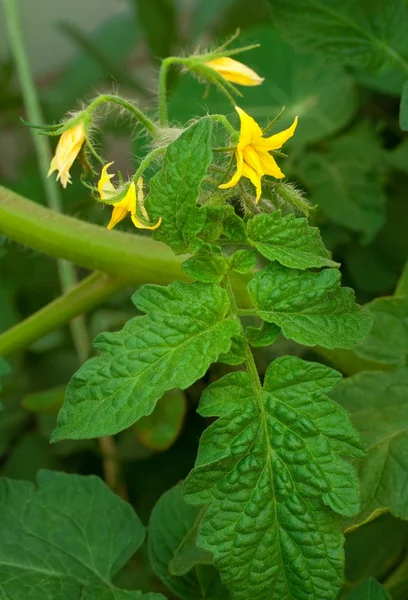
[204,57,263,86]
[98,162,162,231]
[220,106,298,202]
[48,122,86,188]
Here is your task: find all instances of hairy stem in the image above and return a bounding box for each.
[158,57,187,127]
[3,0,90,363]
[87,94,158,137]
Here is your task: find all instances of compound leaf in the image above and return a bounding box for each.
[246,211,338,270]
[332,367,408,526]
[249,264,373,349]
[146,119,213,254]
[184,356,365,600]
[355,296,408,367]
[148,482,228,600]
[52,282,239,441]
[269,0,408,72]
[0,469,164,600]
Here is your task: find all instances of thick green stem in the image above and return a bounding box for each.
[0,185,187,285]
[3,0,90,361]
[86,94,159,137]
[0,273,126,357]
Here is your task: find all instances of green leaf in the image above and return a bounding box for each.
[389,137,408,173]
[0,470,164,600]
[355,296,408,367]
[332,368,408,525]
[146,119,213,254]
[346,579,391,600]
[246,211,338,270]
[222,211,247,242]
[345,514,408,586]
[230,249,257,274]
[400,81,408,130]
[249,263,373,349]
[22,384,66,413]
[169,28,356,146]
[182,252,229,283]
[134,388,186,451]
[52,281,239,441]
[184,356,365,600]
[269,0,408,72]
[217,335,247,366]
[246,321,280,348]
[298,128,386,242]
[148,482,229,600]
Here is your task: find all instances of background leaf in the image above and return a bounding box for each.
[134,388,186,452]
[345,578,392,599]
[148,482,228,600]
[269,0,408,72]
[0,470,163,599]
[400,81,408,130]
[355,296,408,367]
[297,128,386,242]
[332,368,408,526]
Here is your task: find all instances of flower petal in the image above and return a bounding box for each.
[242,162,262,202]
[49,122,86,188]
[98,162,116,200]
[107,205,129,230]
[219,148,244,190]
[205,57,264,87]
[131,215,163,230]
[235,106,263,146]
[257,150,284,179]
[257,116,298,151]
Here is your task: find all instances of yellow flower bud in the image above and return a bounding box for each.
[204,57,264,87]
[48,122,86,188]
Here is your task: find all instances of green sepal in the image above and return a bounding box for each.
[230,249,257,274]
[246,321,280,348]
[51,281,240,441]
[184,356,365,600]
[246,210,338,270]
[249,263,373,349]
[182,251,230,283]
[146,118,213,254]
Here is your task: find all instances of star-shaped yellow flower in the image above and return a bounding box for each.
[48,122,86,188]
[98,162,162,231]
[204,57,264,86]
[219,106,298,202]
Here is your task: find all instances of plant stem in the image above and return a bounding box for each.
[3,0,90,363]
[0,185,187,285]
[132,146,166,183]
[87,94,158,137]
[158,57,187,126]
[0,273,127,357]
